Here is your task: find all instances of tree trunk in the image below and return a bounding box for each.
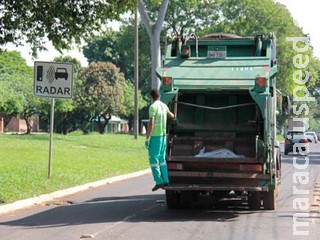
[24,117,33,134]
[96,121,105,134]
[139,0,169,91]
[150,34,161,90]
[96,113,111,134]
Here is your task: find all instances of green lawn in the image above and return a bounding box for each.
[0,132,148,205]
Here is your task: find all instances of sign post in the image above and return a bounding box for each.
[48,98,55,178]
[34,61,73,178]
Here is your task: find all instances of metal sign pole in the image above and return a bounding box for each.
[48,98,55,178]
[134,7,139,139]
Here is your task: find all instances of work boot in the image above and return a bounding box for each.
[152,184,164,191]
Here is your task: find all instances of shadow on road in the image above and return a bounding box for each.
[0,194,255,228]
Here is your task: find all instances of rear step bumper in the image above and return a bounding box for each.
[163,184,270,192]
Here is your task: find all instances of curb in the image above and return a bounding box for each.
[0,169,151,215]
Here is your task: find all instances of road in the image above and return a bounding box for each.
[0,144,320,240]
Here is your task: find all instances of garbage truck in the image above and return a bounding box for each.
[156,33,281,210]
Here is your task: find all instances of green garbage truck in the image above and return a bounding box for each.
[156,33,281,210]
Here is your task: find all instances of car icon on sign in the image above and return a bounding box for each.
[55,68,68,80]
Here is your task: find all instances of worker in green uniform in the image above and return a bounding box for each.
[145,89,175,191]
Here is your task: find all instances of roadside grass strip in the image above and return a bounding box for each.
[0,132,148,205]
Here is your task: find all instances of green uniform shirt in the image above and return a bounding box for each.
[149,100,169,137]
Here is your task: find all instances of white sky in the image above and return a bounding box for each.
[4,0,320,66]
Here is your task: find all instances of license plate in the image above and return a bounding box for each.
[207,50,226,59]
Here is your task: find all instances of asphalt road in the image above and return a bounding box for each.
[1,144,320,240]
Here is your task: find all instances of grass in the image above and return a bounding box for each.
[0,131,148,205]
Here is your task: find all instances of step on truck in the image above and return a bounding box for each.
[156,33,281,210]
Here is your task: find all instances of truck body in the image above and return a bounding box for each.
[156,33,281,210]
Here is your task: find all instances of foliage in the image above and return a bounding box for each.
[79,61,127,115]
[0,51,30,122]
[53,55,83,74]
[205,0,319,96]
[0,50,44,132]
[143,0,218,37]
[308,58,320,101]
[83,24,152,96]
[0,1,138,55]
[52,56,82,134]
[122,80,148,117]
[83,30,124,71]
[76,61,139,133]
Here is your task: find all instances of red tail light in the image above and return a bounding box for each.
[162,77,172,86]
[285,139,289,144]
[299,139,308,143]
[256,77,266,87]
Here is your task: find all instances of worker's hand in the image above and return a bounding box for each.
[145,139,149,149]
[173,118,179,125]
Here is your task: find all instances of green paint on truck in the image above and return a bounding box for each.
[157,33,281,210]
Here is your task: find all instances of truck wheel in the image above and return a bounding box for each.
[180,191,196,208]
[263,189,276,210]
[166,190,180,209]
[276,153,282,179]
[248,192,261,210]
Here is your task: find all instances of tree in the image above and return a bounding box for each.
[0,50,46,133]
[144,0,217,36]
[138,0,220,90]
[78,62,128,134]
[83,31,123,69]
[83,24,152,96]
[0,1,137,55]
[0,51,30,128]
[138,0,169,90]
[206,0,312,95]
[52,56,82,134]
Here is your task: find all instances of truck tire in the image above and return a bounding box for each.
[248,192,261,210]
[276,152,282,179]
[180,191,196,208]
[263,189,276,210]
[166,190,180,209]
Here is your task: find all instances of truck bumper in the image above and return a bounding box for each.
[163,184,270,192]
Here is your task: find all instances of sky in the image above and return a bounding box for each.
[4,0,320,66]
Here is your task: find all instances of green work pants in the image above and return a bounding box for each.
[148,135,169,185]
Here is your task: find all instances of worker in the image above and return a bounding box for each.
[145,89,175,191]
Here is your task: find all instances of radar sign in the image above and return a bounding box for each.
[34,61,73,99]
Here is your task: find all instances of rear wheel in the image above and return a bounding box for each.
[180,191,197,208]
[248,191,261,210]
[166,190,180,209]
[276,152,282,179]
[263,189,277,210]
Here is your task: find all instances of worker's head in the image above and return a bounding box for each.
[150,89,160,102]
